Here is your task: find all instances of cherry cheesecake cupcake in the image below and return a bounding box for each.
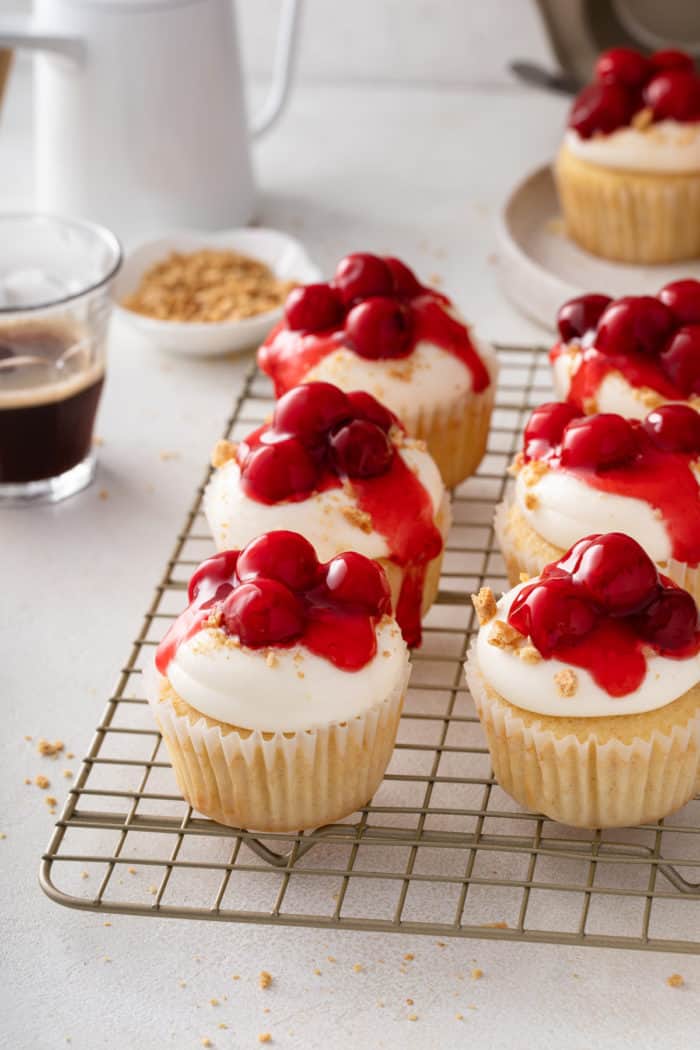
[551,282,700,418]
[204,382,449,648]
[146,532,410,832]
[465,533,700,828]
[496,401,700,604]
[258,252,498,489]
[556,46,700,263]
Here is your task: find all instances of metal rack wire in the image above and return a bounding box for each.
[41,346,700,953]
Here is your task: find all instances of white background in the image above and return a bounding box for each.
[1,3,699,1049]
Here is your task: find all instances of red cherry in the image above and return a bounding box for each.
[508,577,597,658]
[329,419,394,479]
[546,535,599,578]
[595,296,675,356]
[658,279,700,325]
[650,49,695,75]
[571,532,659,614]
[523,401,580,457]
[644,71,700,122]
[284,283,343,333]
[384,257,423,298]
[221,578,305,647]
[346,390,397,432]
[272,382,352,445]
[345,296,414,360]
[659,325,700,396]
[560,414,637,470]
[557,294,612,342]
[324,551,391,615]
[240,438,318,503]
[595,48,650,88]
[237,531,319,592]
[643,404,700,453]
[333,253,393,306]
[188,550,239,605]
[635,585,698,651]
[569,82,635,139]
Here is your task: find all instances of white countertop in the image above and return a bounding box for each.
[2,66,699,1050]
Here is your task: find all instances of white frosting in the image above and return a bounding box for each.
[515,468,672,563]
[565,121,700,173]
[204,441,445,557]
[475,585,700,717]
[301,333,497,422]
[165,619,409,733]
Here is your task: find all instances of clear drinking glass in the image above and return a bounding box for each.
[0,214,122,504]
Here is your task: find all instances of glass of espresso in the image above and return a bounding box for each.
[0,214,122,504]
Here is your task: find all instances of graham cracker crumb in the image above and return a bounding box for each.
[35,775,50,789]
[508,451,525,475]
[232,974,240,980]
[471,968,483,980]
[554,669,578,698]
[24,778,31,785]
[436,941,447,949]
[201,1040,212,1048]
[179,981,186,988]
[45,796,57,807]
[265,651,279,668]
[456,1013,464,1021]
[639,388,663,409]
[24,735,32,741]
[519,572,530,583]
[63,769,73,778]
[218,1024,228,1031]
[98,488,109,500]
[471,587,497,626]
[524,492,539,511]
[209,998,219,1007]
[80,871,89,880]
[666,973,684,988]
[148,884,158,895]
[407,1014,418,1022]
[327,956,336,964]
[258,971,272,990]
[296,670,305,679]
[404,953,415,961]
[482,921,508,929]
[522,459,548,486]
[258,1034,271,1044]
[37,738,64,756]
[211,439,237,469]
[127,867,137,875]
[159,450,180,461]
[352,963,363,973]
[103,922,111,927]
[341,505,373,533]
[66,752,75,759]
[519,645,542,664]
[488,619,522,650]
[313,968,322,976]
[632,106,653,130]
[406,998,414,1005]
[93,436,104,447]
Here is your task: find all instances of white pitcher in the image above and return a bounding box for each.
[0,0,302,240]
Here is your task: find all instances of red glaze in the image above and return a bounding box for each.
[659,326,700,396]
[520,402,700,565]
[233,382,442,647]
[556,294,612,342]
[659,279,700,325]
[258,253,490,396]
[560,413,637,469]
[333,253,394,305]
[568,46,699,137]
[156,531,394,675]
[285,283,343,333]
[507,533,700,697]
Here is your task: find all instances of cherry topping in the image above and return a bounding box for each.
[324,551,391,615]
[188,550,238,605]
[643,404,700,454]
[644,71,700,122]
[221,578,305,647]
[659,279,700,326]
[333,253,394,306]
[557,294,612,342]
[384,256,423,298]
[569,82,634,139]
[560,414,637,470]
[236,531,319,592]
[345,296,413,359]
[509,577,597,659]
[329,419,393,478]
[659,325,700,396]
[346,390,396,432]
[523,401,580,457]
[571,533,660,615]
[650,49,695,75]
[595,296,675,357]
[284,283,343,333]
[240,438,318,503]
[595,47,650,88]
[635,586,698,651]
[272,382,352,444]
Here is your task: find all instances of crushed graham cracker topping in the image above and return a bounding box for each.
[211,439,237,469]
[519,644,542,664]
[487,619,523,650]
[258,971,272,990]
[522,459,548,487]
[524,492,539,511]
[631,106,654,130]
[341,505,373,533]
[554,669,578,698]
[519,572,531,583]
[471,587,497,626]
[508,451,525,475]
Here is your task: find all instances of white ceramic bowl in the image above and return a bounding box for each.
[111,227,321,355]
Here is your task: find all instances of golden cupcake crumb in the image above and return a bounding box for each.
[211,439,237,468]
[519,645,542,664]
[258,971,272,989]
[666,973,684,988]
[488,620,522,650]
[471,587,497,626]
[554,669,578,698]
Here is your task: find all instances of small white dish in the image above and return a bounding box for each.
[497,164,700,332]
[111,227,321,356]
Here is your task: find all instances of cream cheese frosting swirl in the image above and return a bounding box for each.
[565,121,700,174]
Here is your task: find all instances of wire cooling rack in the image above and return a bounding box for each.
[41,346,700,953]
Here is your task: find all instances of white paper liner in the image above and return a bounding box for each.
[144,658,409,832]
[464,647,700,828]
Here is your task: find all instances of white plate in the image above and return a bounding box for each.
[111,227,321,356]
[497,164,700,332]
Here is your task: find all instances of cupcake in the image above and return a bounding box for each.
[146,531,410,832]
[465,533,700,828]
[204,381,449,648]
[257,252,498,489]
[551,283,700,418]
[496,401,700,604]
[555,47,700,263]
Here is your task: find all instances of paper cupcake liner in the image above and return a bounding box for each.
[555,144,700,264]
[145,661,408,833]
[464,648,700,828]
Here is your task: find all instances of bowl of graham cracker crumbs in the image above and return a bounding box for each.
[112,228,321,355]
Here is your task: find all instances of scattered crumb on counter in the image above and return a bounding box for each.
[148,885,158,895]
[24,735,32,741]
[326,956,336,964]
[209,999,219,1007]
[313,969,321,976]
[159,450,181,461]
[217,1023,228,1030]
[352,964,363,973]
[456,1014,464,1021]
[406,998,414,1005]
[103,922,111,927]
[258,971,272,989]
[666,974,684,988]
[93,436,104,447]
[471,968,483,980]
[258,1034,271,1044]
[24,778,31,785]
[66,752,75,759]
[37,738,64,756]
[98,489,109,500]
[435,941,447,949]
[231,974,240,981]
[35,774,50,789]
[103,957,111,963]
[80,871,89,880]
[63,769,73,778]
[482,921,508,929]
[200,1039,212,1048]
[45,796,57,807]
[407,1014,418,1022]
[127,867,137,875]
[179,981,187,988]
[404,953,415,961]
[376,1001,384,1008]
